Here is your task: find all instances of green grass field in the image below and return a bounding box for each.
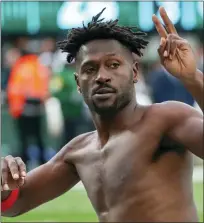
[2,183,203,222]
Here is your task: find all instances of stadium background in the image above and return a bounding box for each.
[1,1,203,222]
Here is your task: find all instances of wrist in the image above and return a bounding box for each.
[1,189,19,212]
[1,191,12,201]
[181,69,203,86]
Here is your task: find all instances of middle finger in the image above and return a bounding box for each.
[5,157,20,180]
[15,157,26,177]
[159,7,178,35]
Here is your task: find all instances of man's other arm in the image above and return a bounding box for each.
[2,141,80,217]
[160,101,203,159]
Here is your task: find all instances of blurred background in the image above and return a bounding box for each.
[1,1,203,222]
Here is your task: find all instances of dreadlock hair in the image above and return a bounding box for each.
[57,8,149,64]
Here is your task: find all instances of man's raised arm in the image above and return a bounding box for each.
[182,69,203,112]
[151,7,203,158]
[152,7,203,112]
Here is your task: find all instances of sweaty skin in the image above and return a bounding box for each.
[1,7,203,222]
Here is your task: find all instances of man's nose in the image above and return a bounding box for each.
[95,69,111,84]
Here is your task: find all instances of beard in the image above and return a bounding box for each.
[90,88,133,117]
[82,75,134,117]
[92,98,118,116]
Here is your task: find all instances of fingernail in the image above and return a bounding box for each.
[3,184,9,190]
[22,171,26,177]
[164,51,168,57]
[170,54,173,60]
[13,174,19,179]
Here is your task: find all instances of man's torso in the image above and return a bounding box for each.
[65,104,198,222]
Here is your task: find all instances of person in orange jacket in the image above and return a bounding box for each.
[7,54,50,165]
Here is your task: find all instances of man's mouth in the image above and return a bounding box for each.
[94,87,115,95]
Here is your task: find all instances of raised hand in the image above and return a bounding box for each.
[152,7,197,81]
[1,156,26,191]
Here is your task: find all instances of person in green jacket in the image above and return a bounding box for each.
[50,64,84,146]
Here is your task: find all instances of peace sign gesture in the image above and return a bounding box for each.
[152,7,197,81]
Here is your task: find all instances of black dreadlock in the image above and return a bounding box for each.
[57,8,149,64]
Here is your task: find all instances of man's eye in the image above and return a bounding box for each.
[85,67,96,74]
[109,62,120,69]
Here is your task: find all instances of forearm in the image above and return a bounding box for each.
[2,160,79,217]
[182,69,203,113]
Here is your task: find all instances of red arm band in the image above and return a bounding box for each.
[1,189,19,212]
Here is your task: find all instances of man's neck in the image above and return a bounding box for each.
[92,99,138,147]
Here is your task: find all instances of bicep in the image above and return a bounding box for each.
[168,115,203,159]
[16,148,80,214]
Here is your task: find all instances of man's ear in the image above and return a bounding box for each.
[74,72,81,94]
[132,61,139,83]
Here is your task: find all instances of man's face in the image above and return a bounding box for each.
[75,39,138,116]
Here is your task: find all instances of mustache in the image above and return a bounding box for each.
[92,83,117,95]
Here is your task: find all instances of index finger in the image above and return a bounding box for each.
[15,157,26,177]
[159,7,178,35]
[152,14,167,38]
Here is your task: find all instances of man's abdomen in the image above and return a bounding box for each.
[105,188,198,222]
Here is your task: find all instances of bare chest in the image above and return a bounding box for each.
[68,129,190,216]
[70,130,162,211]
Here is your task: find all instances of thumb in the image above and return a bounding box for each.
[174,39,190,51]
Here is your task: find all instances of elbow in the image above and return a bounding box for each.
[2,210,22,218]
[1,199,25,218]
[192,146,204,160]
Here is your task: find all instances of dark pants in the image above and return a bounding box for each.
[16,115,45,165]
[61,118,80,147]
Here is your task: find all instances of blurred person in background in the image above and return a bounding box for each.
[1,48,21,91]
[15,37,30,56]
[1,47,21,106]
[39,38,56,69]
[50,63,84,147]
[7,54,50,165]
[147,61,195,106]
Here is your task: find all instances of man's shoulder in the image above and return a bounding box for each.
[63,130,97,153]
[48,131,97,166]
[146,101,202,123]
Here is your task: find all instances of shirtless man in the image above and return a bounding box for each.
[1,7,203,222]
